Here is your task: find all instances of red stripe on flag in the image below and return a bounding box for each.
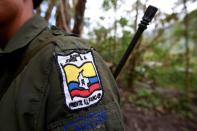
[70,83,100,97]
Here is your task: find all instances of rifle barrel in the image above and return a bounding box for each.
[113,5,158,78]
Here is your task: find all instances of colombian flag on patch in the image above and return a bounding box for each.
[56,50,103,110]
[65,62,101,98]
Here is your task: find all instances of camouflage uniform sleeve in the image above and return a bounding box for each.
[46,36,124,131]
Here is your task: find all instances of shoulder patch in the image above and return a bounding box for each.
[56,50,103,110]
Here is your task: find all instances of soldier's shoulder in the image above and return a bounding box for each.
[31,26,91,62]
[49,26,90,50]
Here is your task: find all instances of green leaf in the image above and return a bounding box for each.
[118,17,128,27]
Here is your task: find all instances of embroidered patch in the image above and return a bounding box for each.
[56,50,103,110]
[64,111,107,131]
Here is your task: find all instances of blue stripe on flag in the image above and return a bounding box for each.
[68,82,79,90]
[88,76,98,84]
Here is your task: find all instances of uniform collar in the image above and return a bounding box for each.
[0,15,48,54]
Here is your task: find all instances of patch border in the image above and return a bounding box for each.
[55,49,104,111]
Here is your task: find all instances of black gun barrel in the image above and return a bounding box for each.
[113,5,158,78]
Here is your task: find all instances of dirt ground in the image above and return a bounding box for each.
[123,103,197,131]
[122,96,197,131]
[117,80,197,131]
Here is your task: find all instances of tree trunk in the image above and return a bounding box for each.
[45,0,56,21]
[72,0,87,35]
[126,0,140,89]
[183,0,190,98]
[56,0,70,32]
[113,1,118,64]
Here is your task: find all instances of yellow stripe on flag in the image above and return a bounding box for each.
[64,62,96,83]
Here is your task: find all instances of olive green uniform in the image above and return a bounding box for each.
[0,15,124,131]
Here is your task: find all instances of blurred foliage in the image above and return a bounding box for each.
[102,0,118,11]
[87,0,197,118]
